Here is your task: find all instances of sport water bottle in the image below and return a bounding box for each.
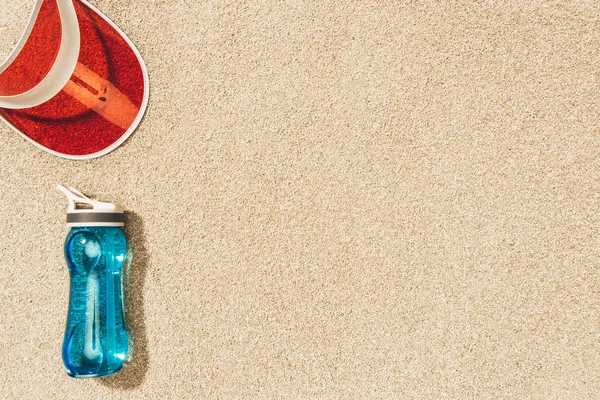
[57,185,129,378]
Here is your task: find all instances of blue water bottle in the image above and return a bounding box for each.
[58,185,129,378]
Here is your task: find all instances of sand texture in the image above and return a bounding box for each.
[1,0,600,398]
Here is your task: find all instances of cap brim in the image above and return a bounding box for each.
[0,0,148,159]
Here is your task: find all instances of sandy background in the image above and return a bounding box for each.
[2,0,600,398]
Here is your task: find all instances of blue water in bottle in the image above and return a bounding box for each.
[58,186,129,378]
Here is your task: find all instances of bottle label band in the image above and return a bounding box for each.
[67,212,125,225]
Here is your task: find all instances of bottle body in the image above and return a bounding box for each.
[62,226,128,378]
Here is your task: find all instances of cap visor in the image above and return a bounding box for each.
[0,0,148,159]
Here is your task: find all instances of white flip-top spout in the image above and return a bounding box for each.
[57,185,122,213]
[57,185,124,227]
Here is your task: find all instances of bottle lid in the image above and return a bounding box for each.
[57,185,124,227]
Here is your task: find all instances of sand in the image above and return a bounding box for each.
[1,0,600,398]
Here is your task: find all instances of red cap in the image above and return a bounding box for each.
[0,0,149,159]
